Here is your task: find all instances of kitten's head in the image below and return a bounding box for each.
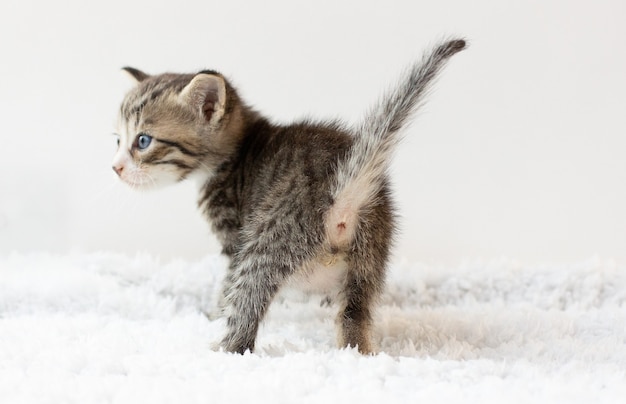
[112,67,242,190]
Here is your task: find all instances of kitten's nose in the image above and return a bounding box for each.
[112,165,124,176]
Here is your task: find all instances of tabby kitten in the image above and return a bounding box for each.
[112,39,466,354]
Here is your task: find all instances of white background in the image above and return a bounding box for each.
[0,0,624,265]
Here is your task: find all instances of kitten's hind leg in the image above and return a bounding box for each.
[336,198,394,354]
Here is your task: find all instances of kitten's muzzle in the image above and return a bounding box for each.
[112,165,124,176]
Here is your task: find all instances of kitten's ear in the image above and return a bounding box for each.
[180,73,226,124]
[122,67,150,83]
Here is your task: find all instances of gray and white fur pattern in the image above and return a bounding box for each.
[112,38,466,354]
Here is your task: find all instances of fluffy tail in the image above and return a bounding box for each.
[333,38,466,203]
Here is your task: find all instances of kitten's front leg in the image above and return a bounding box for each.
[219,242,311,354]
[219,266,280,354]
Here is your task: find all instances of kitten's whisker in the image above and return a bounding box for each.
[145,172,157,190]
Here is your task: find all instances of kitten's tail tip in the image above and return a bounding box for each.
[439,38,468,56]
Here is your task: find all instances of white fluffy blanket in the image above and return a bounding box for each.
[1,253,625,403]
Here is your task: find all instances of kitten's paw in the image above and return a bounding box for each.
[220,335,254,355]
[356,342,377,355]
[220,342,252,355]
[209,339,246,354]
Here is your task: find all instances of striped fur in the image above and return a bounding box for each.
[113,38,466,354]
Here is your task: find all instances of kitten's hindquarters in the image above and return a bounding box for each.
[317,39,467,353]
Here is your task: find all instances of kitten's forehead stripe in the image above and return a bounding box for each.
[120,74,193,126]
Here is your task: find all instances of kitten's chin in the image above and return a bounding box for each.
[119,176,176,191]
[122,181,159,191]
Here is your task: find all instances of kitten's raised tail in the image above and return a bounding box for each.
[328,39,466,246]
[361,38,466,140]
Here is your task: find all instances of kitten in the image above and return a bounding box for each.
[112,39,466,354]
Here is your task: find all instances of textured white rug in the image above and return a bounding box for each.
[1,253,625,403]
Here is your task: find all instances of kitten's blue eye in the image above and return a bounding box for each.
[136,134,152,150]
